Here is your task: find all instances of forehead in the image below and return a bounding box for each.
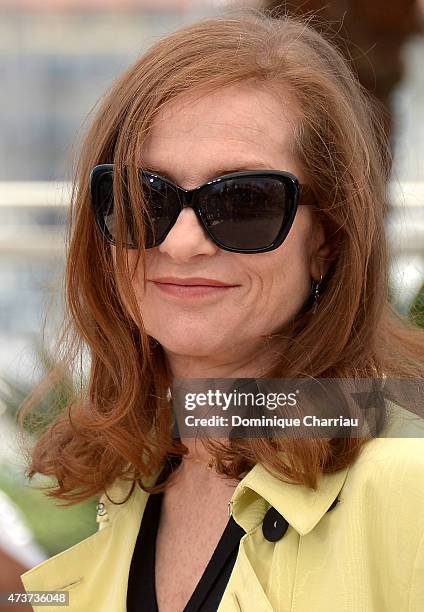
[138,82,300,185]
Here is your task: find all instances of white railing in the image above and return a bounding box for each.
[0,181,423,257]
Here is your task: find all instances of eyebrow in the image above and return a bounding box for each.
[141,161,275,183]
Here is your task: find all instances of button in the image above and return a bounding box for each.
[262,506,289,542]
[96,501,107,516]
[96,500,109,527]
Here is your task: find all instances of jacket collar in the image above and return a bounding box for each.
[229,461,349,536]
[101,455,349,536]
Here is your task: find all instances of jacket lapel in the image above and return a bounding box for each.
[20,478,151,612]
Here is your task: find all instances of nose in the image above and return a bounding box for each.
[157,207,218,261]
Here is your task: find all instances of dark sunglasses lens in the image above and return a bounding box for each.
[95,171,121,242]
[141,172,180,247]
[93,170,179,248]
[197,177,294,250]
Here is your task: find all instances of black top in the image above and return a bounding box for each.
[126,460,246,612]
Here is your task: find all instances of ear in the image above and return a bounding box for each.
[309,222,333,281]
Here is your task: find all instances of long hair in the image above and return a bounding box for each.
[18,8,424,504]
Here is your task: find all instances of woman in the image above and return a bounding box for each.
[19,9,424,612]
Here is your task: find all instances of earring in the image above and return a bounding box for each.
[311,273,323,314]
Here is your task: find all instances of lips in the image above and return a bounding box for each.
[151,276,236,287]
[150,277,239,299]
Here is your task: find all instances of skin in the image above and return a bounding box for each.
[113,80,331,461]
[111,81,332,611]
[110,80,333,464]
[123,82,329,369]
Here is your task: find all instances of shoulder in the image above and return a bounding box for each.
[355,399,424,471]
[344,408,424,604]
[350,435,424,501]
[343,401,424,534]
[349,400,424,488]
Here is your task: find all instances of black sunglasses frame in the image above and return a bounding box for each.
[90,164,316,254]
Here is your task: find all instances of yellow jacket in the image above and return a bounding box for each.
[21,404,424,611]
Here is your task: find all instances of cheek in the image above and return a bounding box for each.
[254,225,312,318]
[266,228,310,287]
[110,247,149,321]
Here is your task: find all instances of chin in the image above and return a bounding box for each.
[159,336,226,358]
[164,343,217,357]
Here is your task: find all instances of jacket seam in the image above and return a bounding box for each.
[21,525,109,579]
[290,532,302,612]
[408,526,424,611]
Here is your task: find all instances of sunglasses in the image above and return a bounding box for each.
[90,164,316,254]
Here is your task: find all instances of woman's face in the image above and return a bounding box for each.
[116,82,329,378]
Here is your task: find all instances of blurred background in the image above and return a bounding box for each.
[0,0,423,603]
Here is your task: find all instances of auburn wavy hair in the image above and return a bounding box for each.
[18,8,424,504]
